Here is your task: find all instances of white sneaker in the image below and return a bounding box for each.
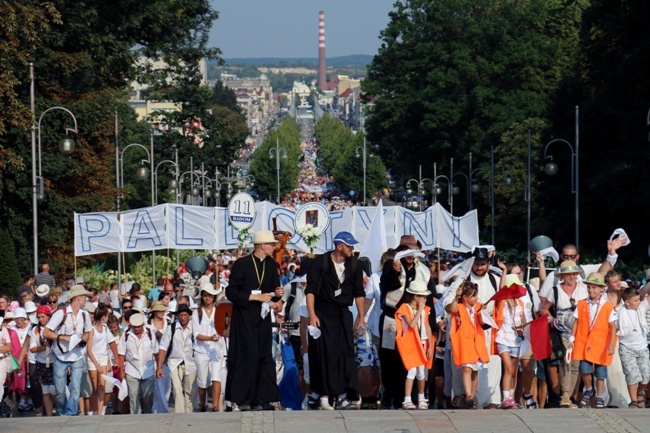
[320,398,334,410]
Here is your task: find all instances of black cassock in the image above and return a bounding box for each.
[305,252,364,397]
[225,254,281,406]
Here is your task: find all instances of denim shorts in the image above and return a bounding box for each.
[497,343,521,357]
[579,360,607,379]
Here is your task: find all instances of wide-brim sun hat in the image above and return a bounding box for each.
[150,301,167,312]
[68,284,92,300]
[405,280,431,296]
[253,230,276,244]
[200,282,220,296]
[556,261,582,275]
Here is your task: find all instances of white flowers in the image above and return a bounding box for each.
[297,224,322,249]
[237,228,251,249]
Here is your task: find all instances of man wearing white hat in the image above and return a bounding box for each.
[34,264,56,293]
[42,285,93,416]
[117,313,156,414]
[226,230,284,411]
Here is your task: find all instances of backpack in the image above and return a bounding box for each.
[53,306,88,334]
[284,282,299,319]
[316,252,358,294]
[164,321,194,362]
[124,327,153,343]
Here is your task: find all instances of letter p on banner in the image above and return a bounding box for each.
[75,212,121,256]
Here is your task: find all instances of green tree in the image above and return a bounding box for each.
[362,0,586,181]
[0,0,221,275]
[0,229,21,296]
[212,80,241,114]
[250,118,301,202]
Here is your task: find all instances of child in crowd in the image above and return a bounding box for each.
[617,287,650,408]
[568,273,618,408]
[492,274,526,409]
[447,281,489,409]
[395,281,434,410]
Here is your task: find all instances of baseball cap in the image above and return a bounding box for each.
[333,231,358,246]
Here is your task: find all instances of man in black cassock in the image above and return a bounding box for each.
[306,231,365,410]
[225,230,284,411]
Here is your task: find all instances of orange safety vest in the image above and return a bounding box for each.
[395,303,433,370]
[450,302,490,367]
[573,298,617,366]
[490,299,525,355]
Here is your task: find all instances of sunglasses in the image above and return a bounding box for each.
[561,254,578,260]
[569,298,577,312]
[48,301,57,305]
[123,306,133,310]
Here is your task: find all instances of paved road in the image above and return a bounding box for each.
[5,409,649,433]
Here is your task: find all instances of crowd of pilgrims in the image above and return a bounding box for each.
[2,230,649,417]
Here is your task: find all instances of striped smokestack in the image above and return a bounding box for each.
[318,10,326,91]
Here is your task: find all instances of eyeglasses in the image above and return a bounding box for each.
[561,254,577,260]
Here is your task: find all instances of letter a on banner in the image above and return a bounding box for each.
[121,205,167,252]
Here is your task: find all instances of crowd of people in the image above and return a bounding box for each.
[2,230,650,417]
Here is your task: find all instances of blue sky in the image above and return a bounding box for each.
[209,0,397,58]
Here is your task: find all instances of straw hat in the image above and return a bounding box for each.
[584,272,606,287]
[253,230,276,244]
[68,284,92,300]
[150,301,167,312]
[200,282,220,296]
[555,261,582,275]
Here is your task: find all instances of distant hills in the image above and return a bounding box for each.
[215,54,374,69]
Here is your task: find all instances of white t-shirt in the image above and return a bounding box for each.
[89,323,116,358]
[544,282,589,310]
[618,298,650,351]
[45,307,93,362]
[110,289,121,309]
[495,299,525,347]
[29,326,52,364]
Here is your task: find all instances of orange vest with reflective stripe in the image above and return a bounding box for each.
[490,299,524,355]
[395,303,433,370]
[450,302,489,366]
[573,298,617,366]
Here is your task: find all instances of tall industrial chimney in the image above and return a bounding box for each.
[318,11,327,91]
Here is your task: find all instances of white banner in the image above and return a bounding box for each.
[74,202,479,256]
[74,212,121,257]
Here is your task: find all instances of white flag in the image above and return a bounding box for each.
[439,257,475,283]
[359,200,387,274]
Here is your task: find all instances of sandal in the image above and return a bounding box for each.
[629,401,640,409]
[402,401,416,410]
[637,392,646,408]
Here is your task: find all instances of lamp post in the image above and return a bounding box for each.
[406,165,434,211]
[268,138,287,203]
[153,147,179,205]
[117,136,155,281]
[356,136,367,205]
[543,106,579,248]
[432,162,453,214]
[31,63,78,275]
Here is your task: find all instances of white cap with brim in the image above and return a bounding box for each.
[129,313,145,327]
